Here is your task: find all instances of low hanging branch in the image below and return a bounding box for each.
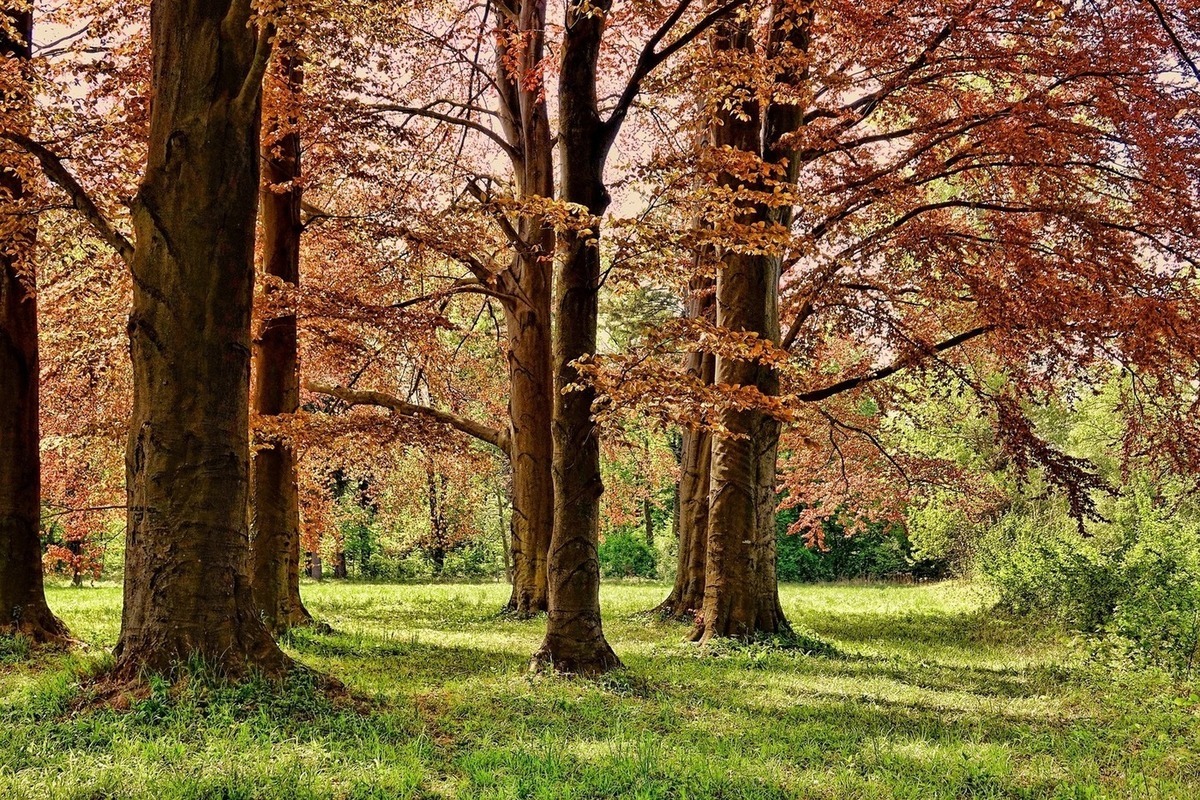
[796,325,995,403]
[305,381,511,456]
[1,132,134,265]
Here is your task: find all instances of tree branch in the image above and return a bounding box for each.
[305,382,511,456]
[1144,0,1200,82]
[796,325,994,402]
[1,132,134,265]
[362,102,519,161]
[603,0,749,146]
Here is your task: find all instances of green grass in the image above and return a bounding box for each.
[2,580,1198,799]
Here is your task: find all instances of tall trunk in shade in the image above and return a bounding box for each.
[694,0,811,642]
[495,0,556,616]
[114,0,290,678]
[250,45,313,634]
[531,0,620,675]
[656,281,714,620]
[0,6,70,645]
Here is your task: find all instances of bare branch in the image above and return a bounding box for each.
[2,132,134,265]
[362,102,519,161]
[796,326,994,402]
[604,0,749,146]
[305,382,511,455]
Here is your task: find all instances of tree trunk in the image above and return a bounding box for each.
[496,485,513,582]
[696,251,788,641]
[0,5,70,646]
[114,1,290,679]
[497,0,555,617]
[655,280,714,620]
[532,0,621,676]
[250,45,313,635]
[503,302,553,614]
[693,3,810,643]
[644,498,654,546]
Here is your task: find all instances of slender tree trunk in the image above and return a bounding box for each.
[496,484,513,582]
[497,0,555,616]
[644,498,654,546]
[655,280,714,620]
[250,45,313,635]
[114,1,290,679]
[532,0,620,675]
[0,4,70,646]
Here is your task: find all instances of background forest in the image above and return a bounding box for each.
[3,0,1200,796]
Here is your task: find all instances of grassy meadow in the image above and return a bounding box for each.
[1,580,1198,799]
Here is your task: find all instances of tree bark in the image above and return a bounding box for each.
[531,0,621,675]
[694,0,811,642]
[250,45,314,635]
[0,5,70,646]
[656,281,714,620]
[496,0,555,617]
[114,1,290,679]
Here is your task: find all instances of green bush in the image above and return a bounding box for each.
[978,484,1200,676]
[775,506,937,582]
[599,529,658,578]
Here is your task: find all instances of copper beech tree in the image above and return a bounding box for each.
[5,0,293,676]
[3,0,1198,682]
[585,0,1200,640]
[0,2,69,645]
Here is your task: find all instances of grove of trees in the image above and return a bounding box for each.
[1,0,1198,679]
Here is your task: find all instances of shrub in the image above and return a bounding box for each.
[775,505,936,582]
[599,529,658,578]
[978,483,1200,676]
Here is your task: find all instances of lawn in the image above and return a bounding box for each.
[1,580,1197,799]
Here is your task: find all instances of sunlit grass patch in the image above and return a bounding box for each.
[0,579,1197,798]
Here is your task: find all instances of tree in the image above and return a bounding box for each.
[692,0,810,642]
[250,40,315,635]
[113,0,289,677]
[584,0,1200,641]
[0,2,70,645]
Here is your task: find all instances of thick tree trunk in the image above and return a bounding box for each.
[114,1,290,679]
[692,6,806,643]
[250,47,313,635]
[0,6,70,646]
[503,303,553,614]
[531,0,620,675]
[696,251,788,642]
[497,0,555,617]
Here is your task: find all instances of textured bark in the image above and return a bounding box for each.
[656,281,715,620]
[496,0,555,617]
[114,1,290,678]
[531,0,620,675]
[250,46,313,635]
[694,2,810,643]
[0,6,70,646]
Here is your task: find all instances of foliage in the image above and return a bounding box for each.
[598,529,658,579]
[978,481,1200,676]
[776,506,944,583]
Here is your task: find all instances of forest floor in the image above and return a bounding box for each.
[1,580,1198,799]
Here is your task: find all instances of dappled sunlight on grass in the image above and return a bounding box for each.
[1,579,1197,798]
